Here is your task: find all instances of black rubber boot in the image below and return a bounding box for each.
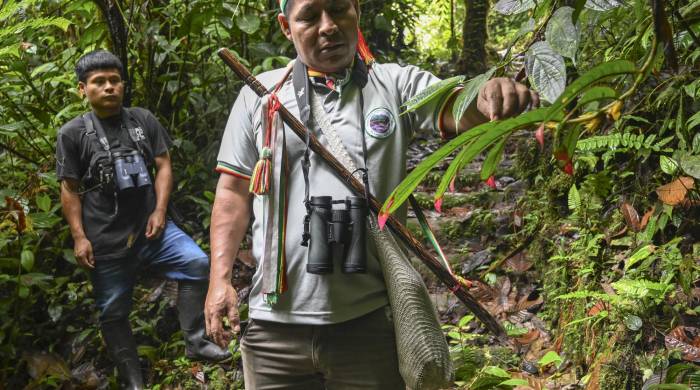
[101,320,144,390]
[177,280,232,362]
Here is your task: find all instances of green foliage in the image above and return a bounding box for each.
[576,132,673,152]
[382,57,638,215]
[1,0,699,388]
[452,67,497,125]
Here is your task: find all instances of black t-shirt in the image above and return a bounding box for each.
[56,107,172,260]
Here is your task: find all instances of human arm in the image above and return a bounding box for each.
[205,173,252,348]
[60,179,94,269]
[145,152,172,240]
[440,78,540,138]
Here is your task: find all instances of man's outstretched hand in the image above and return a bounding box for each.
[205,280,241,348]
[477,77,540,121]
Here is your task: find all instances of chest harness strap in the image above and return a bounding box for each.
[82,109,150,216]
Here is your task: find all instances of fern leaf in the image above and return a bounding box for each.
[568,184,581,212]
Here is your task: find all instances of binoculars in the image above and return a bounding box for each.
[112,150,151,192]
[305,196,368,274]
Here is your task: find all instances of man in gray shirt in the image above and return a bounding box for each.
[206,0,538,388]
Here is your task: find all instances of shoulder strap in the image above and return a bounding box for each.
[82,112,112,157]
[121,108,147,156]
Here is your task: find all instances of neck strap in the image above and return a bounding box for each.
[83,108,145,157]
[292,58,372,245]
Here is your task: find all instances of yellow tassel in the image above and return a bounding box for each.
[250,149,272,195]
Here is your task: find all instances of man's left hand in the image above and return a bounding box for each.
[145,209,166,240]
[477,77,540,121]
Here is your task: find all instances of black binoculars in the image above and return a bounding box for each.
[112,150,151,192]
[304,196,368,274]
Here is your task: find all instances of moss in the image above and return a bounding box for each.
[413,191,498,210]
[599,348,642,390]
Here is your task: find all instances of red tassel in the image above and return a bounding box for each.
[356,28,375,65]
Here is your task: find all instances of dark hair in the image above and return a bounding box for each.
[75,50,124,83]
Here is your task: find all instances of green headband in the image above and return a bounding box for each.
[279,0,288,13]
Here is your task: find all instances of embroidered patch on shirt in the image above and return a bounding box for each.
[365,107,396,139]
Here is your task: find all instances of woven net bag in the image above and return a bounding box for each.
[368,218,454,390]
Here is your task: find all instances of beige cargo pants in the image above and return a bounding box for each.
[240,306,405,389]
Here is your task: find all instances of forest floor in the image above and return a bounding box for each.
[405,136,580,390]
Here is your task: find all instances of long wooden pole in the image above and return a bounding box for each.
[217,48,507,341]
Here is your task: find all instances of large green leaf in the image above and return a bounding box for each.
[526,41,567,103]
[546,60,637,120]
[660,155,679,175]
[0,43,20,58]
[236,13,261,35]
[0,17,71,40]
[483,366,510,378]
[21,249,34,272]
[493,0,536,15]
[686,111,700,131]
[452,68,496,127]
[480,137,507,181]
[35,193,51,212]
[576,86,618,109]
[0,0,40,22]
[434,143,475,203]
[679,153,700,179]
[545,7,580,60]
[539,351,563,367]
[402,75,465,114]
[382,108,557,214]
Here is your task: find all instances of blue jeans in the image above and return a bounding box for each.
[90,220,209,324]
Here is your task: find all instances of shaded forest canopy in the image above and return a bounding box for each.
[0,0,699,388]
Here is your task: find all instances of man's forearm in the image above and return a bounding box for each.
[210,177,251,283]
[440,92,489,139]
[153,160,172,213]
[60,182,86,241]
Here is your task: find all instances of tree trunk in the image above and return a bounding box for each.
[93,0,131,106]
[458,0,489,77]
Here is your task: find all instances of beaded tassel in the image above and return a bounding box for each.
[249,94,281,195]
[249,147,271,194]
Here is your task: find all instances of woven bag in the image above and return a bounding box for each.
[368,217,454,390]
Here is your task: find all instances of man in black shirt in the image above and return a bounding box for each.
[56,50,229,389]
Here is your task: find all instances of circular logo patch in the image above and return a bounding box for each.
[365,107,396,139]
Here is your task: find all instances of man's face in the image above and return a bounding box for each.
[278,0,359,73]
[78,68,124,116]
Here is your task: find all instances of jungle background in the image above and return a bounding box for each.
[0,0,699,388]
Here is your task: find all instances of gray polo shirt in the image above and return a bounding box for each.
[217,62,446,324]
